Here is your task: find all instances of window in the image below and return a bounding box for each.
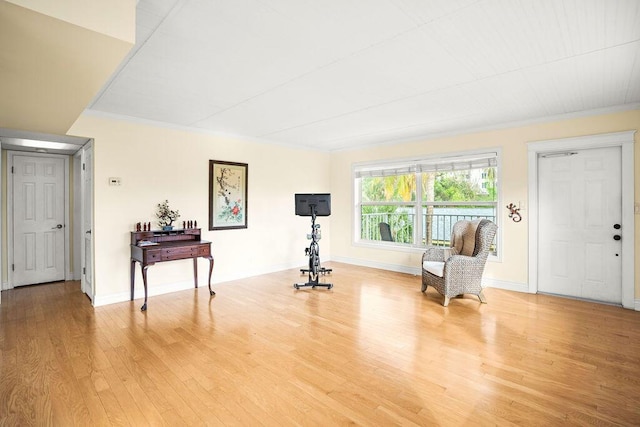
[354,151,499,254]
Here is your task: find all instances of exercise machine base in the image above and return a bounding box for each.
[294,267,333,290]
[299,267,332,275]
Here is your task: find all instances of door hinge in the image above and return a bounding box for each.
[83,267,86,275]
[12,264,14,271]
[83,163,85,171]
[11,166,14,173]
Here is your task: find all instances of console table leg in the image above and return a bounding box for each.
[193,258,198,288]
[141,265,149,311]
[206,256,215,295]
[130,260,136,301]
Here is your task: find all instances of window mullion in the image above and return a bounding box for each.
[415,171,422,247]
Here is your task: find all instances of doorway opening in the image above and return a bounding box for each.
[1,133,94,305]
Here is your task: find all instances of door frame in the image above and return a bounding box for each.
[527,131,635,309]
[6,151,71,289]
[0,142,2,302]
[79,141,94,301]
[73,149,82,281]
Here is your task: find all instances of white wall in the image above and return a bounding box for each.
[69,114,331,305]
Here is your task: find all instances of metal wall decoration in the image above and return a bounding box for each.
[506,203,522,222]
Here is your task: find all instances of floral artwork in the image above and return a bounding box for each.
[209,160,248,230]
[216,167,243,222]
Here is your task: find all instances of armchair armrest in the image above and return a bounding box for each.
[423,246,452,262]
[445,254,483,269]
[443,254,487,286]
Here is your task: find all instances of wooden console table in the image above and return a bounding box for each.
[130,228,214,311]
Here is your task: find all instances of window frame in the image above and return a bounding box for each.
[352,148,502,260]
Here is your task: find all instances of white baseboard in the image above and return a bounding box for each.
[93,279,196,307]
[330,256,421,276]
[330,256,528,292]
[482,278,529,293]
[635,299,640,311]
[212,261,303,284]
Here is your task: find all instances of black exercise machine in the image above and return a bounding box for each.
[294,193,333,290]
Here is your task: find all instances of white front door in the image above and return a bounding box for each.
[12,154,66,286]
[538,147,622,303]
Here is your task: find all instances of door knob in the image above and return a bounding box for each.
[613,235,621,241]
[613,224,621,229]
[52,224,63,229]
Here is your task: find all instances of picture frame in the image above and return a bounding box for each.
[209,160,248,230]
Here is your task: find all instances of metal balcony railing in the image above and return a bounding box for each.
[422,212,496,246]
[362,209,496,246]
[362,213,415,243]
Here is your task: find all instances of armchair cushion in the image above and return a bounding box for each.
[422,261,444,277]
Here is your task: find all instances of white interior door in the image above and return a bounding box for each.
[81,144,93,299]
[12,154,66,286]
[538,147,622,303]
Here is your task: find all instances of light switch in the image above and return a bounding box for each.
[108,177,121,186]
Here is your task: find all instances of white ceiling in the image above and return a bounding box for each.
[88,0,640,151]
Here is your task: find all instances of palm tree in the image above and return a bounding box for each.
[422,173,435,245]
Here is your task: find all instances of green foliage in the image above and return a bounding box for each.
[433,169,497,202]
[361,174,415,202]
[434,174,476,201]
[361,177,385,202]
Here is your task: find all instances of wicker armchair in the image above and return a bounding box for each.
[421,219,497,306]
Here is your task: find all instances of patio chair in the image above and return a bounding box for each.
[421,219,497,306]
[379,222,393,241]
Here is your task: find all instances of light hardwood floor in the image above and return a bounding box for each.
[1,262,639,426]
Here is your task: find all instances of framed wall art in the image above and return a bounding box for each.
[209,160,248,230]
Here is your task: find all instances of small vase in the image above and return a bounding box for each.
[162,225,173,231]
